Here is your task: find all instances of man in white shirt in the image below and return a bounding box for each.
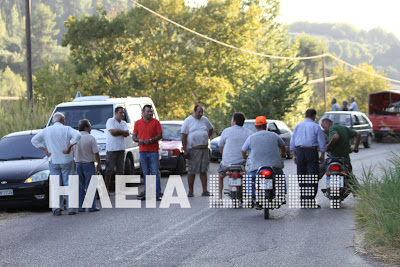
[349,97,359,111]
[217,112,252,200]
[105,107,129,191]
[331,98,341,111]
[31,112,81,216]
[181,104,214,197]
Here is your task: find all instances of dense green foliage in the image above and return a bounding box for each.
[290,21,400,80]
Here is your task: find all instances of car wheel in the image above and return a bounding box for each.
[174,155,185,175]
[124,156,134,175]
[363,134,372,148]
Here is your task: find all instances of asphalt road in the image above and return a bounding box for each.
[1,142,399,267]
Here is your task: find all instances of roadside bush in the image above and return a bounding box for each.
[0,99,53,138]
[354,154,400,249]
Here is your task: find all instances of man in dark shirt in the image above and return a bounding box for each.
[320,118,361,172]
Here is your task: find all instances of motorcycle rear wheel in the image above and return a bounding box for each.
[264,207,270,219]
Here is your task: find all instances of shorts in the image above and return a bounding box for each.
[217,163,229,177]
[187,148,210,175]
[105,151,125,175]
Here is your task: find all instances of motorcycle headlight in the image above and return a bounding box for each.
[98,143,107,151]
[24,170,50,183]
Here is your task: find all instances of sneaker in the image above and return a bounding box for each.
[137,191,145,198]
[187,192,194,197]
[53,209,61,216]
[78,209,85,212]
[68,211,76,215]
[156,196,162,201]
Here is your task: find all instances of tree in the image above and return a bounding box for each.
[31,3,59,69]
[329,63,391,113]
[229,62,306,121]
[0,66,25,96]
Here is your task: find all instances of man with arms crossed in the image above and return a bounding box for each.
[105,107,129,192]
[217,112,252,200]
[31,112,81,216]
[132,105,163,201]
[181,104,214,197]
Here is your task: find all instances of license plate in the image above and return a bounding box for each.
[0,189,13,196]
[327,176,344,187]
[259,179,273,190]
[228,178,242,186]
[161,151,169,157]
[380,127,391,131]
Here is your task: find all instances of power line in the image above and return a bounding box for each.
[131,0,400,84]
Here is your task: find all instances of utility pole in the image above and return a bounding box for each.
[25,0,33,109]
[322,50,327,112]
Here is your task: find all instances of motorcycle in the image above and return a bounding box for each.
[225,163,246,208]
[321,156,353,208]
[253,166,285,219]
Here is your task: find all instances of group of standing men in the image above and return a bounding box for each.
[31,102,362,216]
[331,96,358,111]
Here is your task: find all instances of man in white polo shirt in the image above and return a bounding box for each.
[105,107,129,191]
[217,112,252,200]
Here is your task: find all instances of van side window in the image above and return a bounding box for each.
[126,104,142,124]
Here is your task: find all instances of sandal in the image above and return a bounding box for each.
[187,192,194,197]
[201,191,213,196]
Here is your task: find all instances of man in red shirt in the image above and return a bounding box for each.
[132,105,163,201]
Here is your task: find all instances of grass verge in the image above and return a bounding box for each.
[0,98,53,138]
[354,153,400,265]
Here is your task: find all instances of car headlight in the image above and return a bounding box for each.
[98,143,107,151]
[24,170,50,183]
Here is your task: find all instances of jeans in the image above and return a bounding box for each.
[246,168,286,197]
[76,162,97,211]
[140,152,162,197]
[49,161,75,212]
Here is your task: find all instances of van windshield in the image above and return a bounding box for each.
[49,105,114,129]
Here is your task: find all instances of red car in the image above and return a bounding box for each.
[160,121,186,175]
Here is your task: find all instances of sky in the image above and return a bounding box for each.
[278,0,400,38]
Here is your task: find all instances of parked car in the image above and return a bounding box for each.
[0,130,50,208]
[318,111,373,148]
[160,121,186,175]
[210,119,293,161]
[46,95,161,175]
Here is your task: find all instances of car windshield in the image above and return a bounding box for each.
[0,134,45,161]
[49,105,114,129]
[320,113,352,126]
[161,124,182,141]
[243,122,257,133]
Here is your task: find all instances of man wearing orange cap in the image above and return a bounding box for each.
[241,116,286,206]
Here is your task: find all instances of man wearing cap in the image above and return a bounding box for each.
[241,116,286,207]
[290,108,326,208]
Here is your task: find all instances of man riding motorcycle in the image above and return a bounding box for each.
[218,112,253,200]
[241,116,286,208]
[320,118,361,188]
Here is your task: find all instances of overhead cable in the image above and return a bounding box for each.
[131,0,400,84]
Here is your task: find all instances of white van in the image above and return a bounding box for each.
[46,95,160,174]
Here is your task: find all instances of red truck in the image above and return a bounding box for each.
[368,90,400,141]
